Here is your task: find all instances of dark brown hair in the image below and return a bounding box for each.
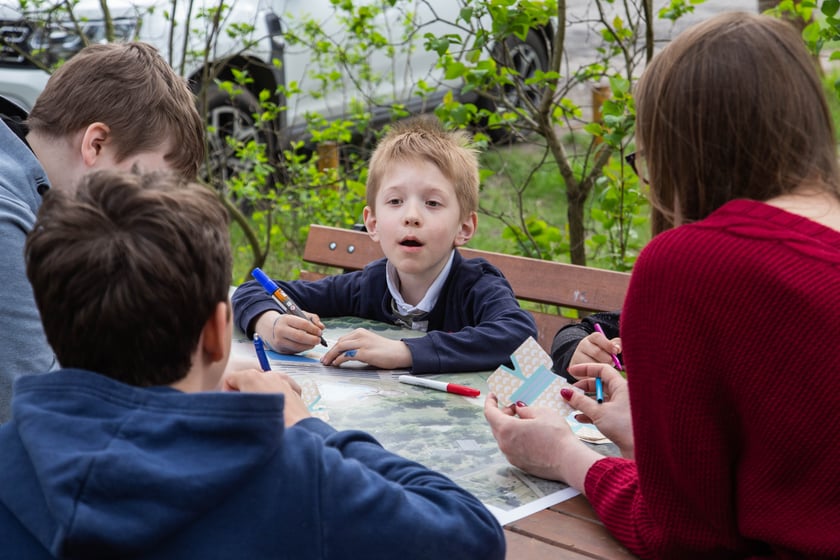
[366,115,479,220]
[25,170,231,386]
[28,42,205,179]
[635,12,840,234]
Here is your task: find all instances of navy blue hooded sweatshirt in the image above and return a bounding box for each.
[0,370,505,559]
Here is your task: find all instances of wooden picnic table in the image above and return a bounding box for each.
[504,494,637,559]
[232,312,637,559]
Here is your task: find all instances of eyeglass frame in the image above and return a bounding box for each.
[625,151,648,184]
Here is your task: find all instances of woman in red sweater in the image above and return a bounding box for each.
[485,11,840,559]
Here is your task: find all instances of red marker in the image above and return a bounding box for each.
[398,375,480,398]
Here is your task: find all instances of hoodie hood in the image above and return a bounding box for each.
[0,369,285,558]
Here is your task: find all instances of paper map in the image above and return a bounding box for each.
[230,318,617,525]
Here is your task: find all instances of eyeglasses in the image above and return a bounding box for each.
[625,151,648,184]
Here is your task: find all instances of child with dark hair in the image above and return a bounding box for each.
[0,169,505,559]
[0,41,206,422]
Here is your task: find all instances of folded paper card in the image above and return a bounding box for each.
[488,337,577,413]
[488,337,610,444]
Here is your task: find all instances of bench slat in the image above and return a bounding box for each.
[300,225,630,352]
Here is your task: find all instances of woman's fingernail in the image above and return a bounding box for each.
[515,400,527,408]
[560,388,573,400]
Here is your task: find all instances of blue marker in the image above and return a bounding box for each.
[253,334,271,372]
[252,267,328,347]
[595,376,604,404]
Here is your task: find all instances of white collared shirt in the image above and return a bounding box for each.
[385,250,455,331]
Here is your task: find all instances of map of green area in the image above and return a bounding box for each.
[233,316,617,524]
[309,370,570,516]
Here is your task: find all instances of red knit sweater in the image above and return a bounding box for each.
[585,199,840,559]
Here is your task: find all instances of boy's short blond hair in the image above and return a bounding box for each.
[366,115,479,220]
[27,42,205,179]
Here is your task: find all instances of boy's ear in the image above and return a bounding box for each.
[79,122,112,168]
[201,301,231,364]
[363,206,379,242]
[453,211,477,247]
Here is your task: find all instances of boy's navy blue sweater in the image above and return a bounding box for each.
[233,251,538,373]
[0,370,506,559]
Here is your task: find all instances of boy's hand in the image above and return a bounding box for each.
[221,369,311,426]
[224,355,261,375]
[569,332,622,369]
[254,310,326,354]
[321,328,412,369]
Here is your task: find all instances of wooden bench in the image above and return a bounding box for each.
[300,224,631,352]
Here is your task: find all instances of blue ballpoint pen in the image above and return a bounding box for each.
[251,267,328,347]
[253,334,271,372]
[595,376,604,404]
[592,322,613,405]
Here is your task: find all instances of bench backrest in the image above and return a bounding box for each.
[301,225,630,352]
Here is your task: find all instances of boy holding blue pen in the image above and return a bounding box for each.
[0,169,505,559]
[232,115,537,373]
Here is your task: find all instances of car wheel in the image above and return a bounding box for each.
[478,29,550,142]
[201,84,264,191]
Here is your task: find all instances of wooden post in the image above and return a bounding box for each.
[592,84,611,144]
[317,141,340,172]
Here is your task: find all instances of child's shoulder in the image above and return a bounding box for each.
[466,257,505,277]
[449,254,511,296]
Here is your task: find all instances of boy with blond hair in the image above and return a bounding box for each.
[233,115,536,372]
[0,42,205,422]
[0,169,505,558]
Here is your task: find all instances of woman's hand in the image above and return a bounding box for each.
[564,363,634,459]
[484,393,602,491]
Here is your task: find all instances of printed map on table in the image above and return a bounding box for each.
[231,318,615,525]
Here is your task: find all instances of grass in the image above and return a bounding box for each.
[471,143,570,255]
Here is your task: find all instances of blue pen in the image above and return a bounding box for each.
[253,334,271,372]
[595,376,604,404]
[251,267,328,347]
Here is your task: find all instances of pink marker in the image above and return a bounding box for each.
[593,322,623,371]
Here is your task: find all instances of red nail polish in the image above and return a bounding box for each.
[515,400,527,408]
[560,388,573,400]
